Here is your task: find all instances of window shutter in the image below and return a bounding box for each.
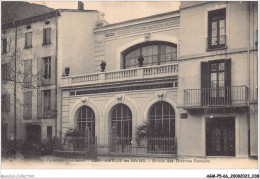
[24,59,32,88]
[225,59,231,105]
[23,92,27,119]
[51,56,56,85]
[37,90,42,119]
[7,37,11,52]
[51,89,56,118]
[28,92,32,119]
[43,29,46,44]
[224,59,231,87]
[201,62,210,88]
[201,62,210,106]
[37,58,42,86]
[25,33,28,48]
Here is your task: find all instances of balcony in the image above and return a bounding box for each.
[61,64,178,88]
[183,86,248,110]
[207,35,227,51]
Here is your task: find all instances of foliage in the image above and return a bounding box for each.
[64,128,84,138]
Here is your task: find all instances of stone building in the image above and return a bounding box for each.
[1,3,103,147]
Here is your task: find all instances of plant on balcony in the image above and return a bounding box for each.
[65,67,70,76]
[137,56,144,67]
[100,60,106,72]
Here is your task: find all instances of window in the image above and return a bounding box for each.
[43,28,51,45]
[43,57,51,79]
[37,89,56,119]
[23,92,32,120]
[24,59,32,88]
[2,38,7,53]
[201,59,231,106]
[43,90,51,118]
[1,37,11,53]
[76,106,95,137]
[123,41,177,69]
[1,94,10,113]
[208,8,226,49]
[149,101,175,137]
[25,32,32,49]
[2,63,11,81]
[110,104,132,152]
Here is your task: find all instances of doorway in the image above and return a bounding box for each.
[206,117,235,156]
[26,125,41,144]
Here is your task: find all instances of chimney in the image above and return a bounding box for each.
[78,1,84,10]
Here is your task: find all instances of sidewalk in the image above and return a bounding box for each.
[1,154,258,169]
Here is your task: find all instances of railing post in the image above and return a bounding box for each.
[136,68,144,79]
[99,73,105,83]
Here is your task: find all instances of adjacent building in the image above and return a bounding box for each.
[1,1,258,158]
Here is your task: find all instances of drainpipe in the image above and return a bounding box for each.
[14,24,18,144]
[247,1,251,157]
[55,13,58,138]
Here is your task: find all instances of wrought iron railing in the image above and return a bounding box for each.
[110,137,177,154]
[207,35,227,50]
[184,86,248,107]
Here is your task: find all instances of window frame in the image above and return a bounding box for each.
[76,106,95,137]
[43,57,51,79]
[122,41,177,69]
[1,94,10,113]
[23,91,32,120]
[25,32,33,49]
[43,28,51,45]
[2,63,10,81]
[207,8,226,50]
[43,90,51,118]
[2,38,7,53]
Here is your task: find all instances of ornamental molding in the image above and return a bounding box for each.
[157,91,166,101]
[116,94,125,103]
[81,97,89,104]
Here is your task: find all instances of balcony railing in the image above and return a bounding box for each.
[184,86,248,108]
[207,35,227,50]
[61,63,178,87]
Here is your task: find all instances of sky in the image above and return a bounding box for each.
[29,1,180,24]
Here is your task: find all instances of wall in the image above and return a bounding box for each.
[94,14,180,72]
[61,88,178,155]
[178,1,257,157]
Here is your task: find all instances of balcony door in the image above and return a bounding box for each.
[206,117,235,156]
[201,59,231,106]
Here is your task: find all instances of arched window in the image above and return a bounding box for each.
[148,101,175,137]
[123,41,177,69]
[76,106,95,137]
[110,104,132,152]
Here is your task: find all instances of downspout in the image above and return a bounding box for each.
[55,13,58,138]
[14,24,18,144]
[247,2,251,157]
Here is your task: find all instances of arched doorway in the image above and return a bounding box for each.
[147,101,176,154]
[75,106,95,138]
[110,104,132,153]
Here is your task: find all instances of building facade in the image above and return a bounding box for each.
[2,1,258,158]
[1,4,102,147]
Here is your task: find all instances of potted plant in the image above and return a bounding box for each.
[100,60,106,72]
[137,56,144,67]
[65,67,70,76]
[63,128,82,151]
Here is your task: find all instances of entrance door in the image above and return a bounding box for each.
[206,117,235,156]
[26,125,41,144]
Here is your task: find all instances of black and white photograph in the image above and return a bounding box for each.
[1,0,259,178]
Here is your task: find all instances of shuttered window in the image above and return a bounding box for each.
[201,59,231,105]
[208,8,226,49]
[24,59,32,88]
[25,32,32,49]
[1,37,11,53]
[37,89,56,119]
[43,57,51,79]
[43,28,51,45]
[2,63,11,81]
[23,92,32,120]
[1,94,10,112]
